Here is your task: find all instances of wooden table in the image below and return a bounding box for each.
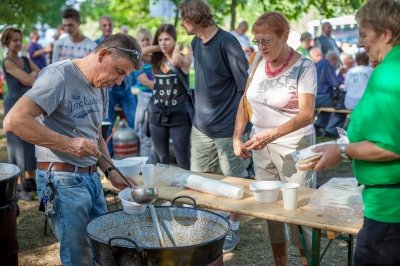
[102,173,362,266]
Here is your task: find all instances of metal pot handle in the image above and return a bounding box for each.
[109,236,145,266]
[108,236,141,250]
[171,195,197,208]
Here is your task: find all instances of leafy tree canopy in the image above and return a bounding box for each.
[0,0,365,36]
[0,0,66,32]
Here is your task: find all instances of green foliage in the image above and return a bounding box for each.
[0,0,65,31]
[79,0,163,36]
[307,0,366,17]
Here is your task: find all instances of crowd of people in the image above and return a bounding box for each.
[1,0,399,265]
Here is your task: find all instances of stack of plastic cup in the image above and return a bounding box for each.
[141,164,155,188]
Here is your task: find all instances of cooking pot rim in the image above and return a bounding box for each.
[86,206,230,250]
[0,163,21,183]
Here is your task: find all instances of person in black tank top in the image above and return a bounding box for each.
[143,24,193,169]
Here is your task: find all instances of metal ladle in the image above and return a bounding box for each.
[73,129,154,203]
[73,129,164,246]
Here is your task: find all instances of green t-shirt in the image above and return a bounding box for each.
[296,46,310,59]
[347,45,400,223]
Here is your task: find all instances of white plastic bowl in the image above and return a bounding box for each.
[118,187,147,215]
[250,181,282,203]
[112,157,148,181]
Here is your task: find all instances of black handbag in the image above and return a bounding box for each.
[164,61,195,122]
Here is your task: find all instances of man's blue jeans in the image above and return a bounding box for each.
[134,91,153,159]
[36,170,108,266]
[105,87,137,155]
[315,93,346,136]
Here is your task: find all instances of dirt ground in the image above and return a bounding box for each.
[0,101,354,266]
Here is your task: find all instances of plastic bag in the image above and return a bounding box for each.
[155,164,190,187]
[154,164,244,199]
[291,127,349,170]
[309,178,363,223]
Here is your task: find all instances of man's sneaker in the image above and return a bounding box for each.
[223,230,239,253]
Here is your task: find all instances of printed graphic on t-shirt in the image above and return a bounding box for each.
[153,73,186,108]
[255,63,304,113]
[56,45,93,61]
[67,89,103,118]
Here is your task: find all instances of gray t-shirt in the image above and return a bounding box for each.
[25,60,108,167]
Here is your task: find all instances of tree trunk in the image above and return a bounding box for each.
[230,0,237,31]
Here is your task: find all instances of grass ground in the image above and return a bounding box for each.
[0,100,355,265]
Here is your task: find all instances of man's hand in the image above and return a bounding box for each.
[233,139,251,158]
[70,137,101,158]
[108,170,137,190]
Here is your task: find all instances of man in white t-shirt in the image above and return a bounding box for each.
[52,8,96,62]
[230,21,252,59]
[344,52,373,109]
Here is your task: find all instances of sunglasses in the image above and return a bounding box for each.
[108,47,141,61]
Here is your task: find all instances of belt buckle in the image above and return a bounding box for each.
[74,166,78,173]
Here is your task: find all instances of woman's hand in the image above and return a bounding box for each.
[233,139,251,158]
[312,144,341,170]
[244,129,278,151]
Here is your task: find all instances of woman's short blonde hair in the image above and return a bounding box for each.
[356,0,400,45]
[0,27,22,47]
[252,12,290,38]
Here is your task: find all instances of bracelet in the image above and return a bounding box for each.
[104,167,114,179]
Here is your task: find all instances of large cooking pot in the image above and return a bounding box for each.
[86,197,230,266]
[0,163,21,207]
[0,163,21,266]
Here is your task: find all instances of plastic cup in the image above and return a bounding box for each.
[281,183,300,210]
[141,164,155,188]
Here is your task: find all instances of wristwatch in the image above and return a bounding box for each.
[339,144,352,161]
[104,167,115,179]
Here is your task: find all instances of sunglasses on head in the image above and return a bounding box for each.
[107,46,141,61]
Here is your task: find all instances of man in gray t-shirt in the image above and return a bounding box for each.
[4,33,142,265]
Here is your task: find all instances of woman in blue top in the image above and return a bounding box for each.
[145,24,192,169]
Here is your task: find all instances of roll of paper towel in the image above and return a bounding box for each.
[185,174,244,200]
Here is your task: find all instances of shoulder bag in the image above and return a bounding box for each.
[242,53,263,121]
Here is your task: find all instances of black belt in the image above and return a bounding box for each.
[364,183,400,189]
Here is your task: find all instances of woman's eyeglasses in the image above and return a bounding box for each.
[108,47,141,61]
[252,39,272,47]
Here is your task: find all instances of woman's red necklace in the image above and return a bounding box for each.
[265,48,294,77]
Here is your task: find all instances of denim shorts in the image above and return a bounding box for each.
[36,169,108,266]
[190,126,249,178]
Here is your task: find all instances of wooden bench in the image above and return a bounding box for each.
[315,107,352,129]
[315,107,352,114]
